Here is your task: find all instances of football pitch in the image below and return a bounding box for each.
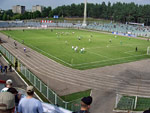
[1,29,150,70]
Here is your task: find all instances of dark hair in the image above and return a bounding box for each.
[81,96,93,105]
[7,88,18,94]
[27,91,34,96]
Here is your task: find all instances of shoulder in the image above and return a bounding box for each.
[32,98,41,103]
[1,87,9,92]
[19,97,26,103]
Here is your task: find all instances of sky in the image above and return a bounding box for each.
[0,0,150,10]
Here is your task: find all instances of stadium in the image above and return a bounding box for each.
[0,0,150,113]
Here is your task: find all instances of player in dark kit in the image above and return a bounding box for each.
[135,47,138,52]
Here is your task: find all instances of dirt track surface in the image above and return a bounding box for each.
[0,56,26,90]
[0,30,150,113]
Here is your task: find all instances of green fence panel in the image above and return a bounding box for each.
[20,64,24,75]
[35,77,40,91]
[10,55,12,64]
[3,47,6,55]
[11,56,14,65]
[48,89,55,104]
[7,51,9,59]
[41,82,47,97]
[8,52,11,61]
[30,73,35,85]
[136,97,150,111]
[6,50,8,58]
[116,96,135,110]
[33,76,37,87]
[11,55,15,65]
[22,65,26,76]
[67,99,81,111]
[26,69,30,80]
[18,61,21,72]
[57,96,66,108]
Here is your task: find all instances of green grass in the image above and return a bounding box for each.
[1,29,150,70]
[61,89,91,102]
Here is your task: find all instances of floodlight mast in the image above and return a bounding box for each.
[82,0,87,26]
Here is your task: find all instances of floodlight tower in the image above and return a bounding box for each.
[82,0,87,26]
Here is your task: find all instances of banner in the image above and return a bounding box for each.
[41,20,53,23]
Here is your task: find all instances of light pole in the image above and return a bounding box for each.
[82,0,87,26]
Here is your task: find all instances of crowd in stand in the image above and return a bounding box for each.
[1,21,150,38]
[0,79,93,113]
[87,23,150,37]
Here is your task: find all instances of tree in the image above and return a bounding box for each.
[33,11,41,19]
[2,13,7,20]
[41,6,52,17]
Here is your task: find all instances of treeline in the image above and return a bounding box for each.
[0,7,52,20]
[1,2,150,25]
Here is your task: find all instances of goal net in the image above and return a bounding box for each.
[128,22,144,26]
[147,46,150,55]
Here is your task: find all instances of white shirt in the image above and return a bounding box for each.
[1,87,9,92]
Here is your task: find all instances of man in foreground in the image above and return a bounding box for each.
[73,96,93,113]
[0,91,15,113]
[18,86,43,113]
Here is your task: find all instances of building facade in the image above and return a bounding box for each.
[12,5,25,14]
[32,5,44,13]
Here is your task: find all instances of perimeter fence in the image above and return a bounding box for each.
[0,45,81,111]
[115,94,150,111]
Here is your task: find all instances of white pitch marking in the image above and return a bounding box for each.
[73,54,147,66]
[88,50,112,59]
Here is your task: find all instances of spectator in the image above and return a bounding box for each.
[1,79,13,92]
[7,88,21,112]
[15,60,18,70]
[143,109,150,113]
[0,92,15,113]
[4,65,8,73]
[8,64,12,72]
[73,96,93,113]
[0,64,3,73]
[18,86,43,113]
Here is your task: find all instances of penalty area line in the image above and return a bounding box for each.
[73,54,148,67]
[87,50,112,59]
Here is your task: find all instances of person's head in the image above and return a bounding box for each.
[81,96,92,110]
[5,79,13,88]
[26,86,34,96]
[7,87,18,95]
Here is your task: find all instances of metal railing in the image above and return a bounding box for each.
[0,45,81,111]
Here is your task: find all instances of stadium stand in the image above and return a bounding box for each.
[1,21,150,37]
